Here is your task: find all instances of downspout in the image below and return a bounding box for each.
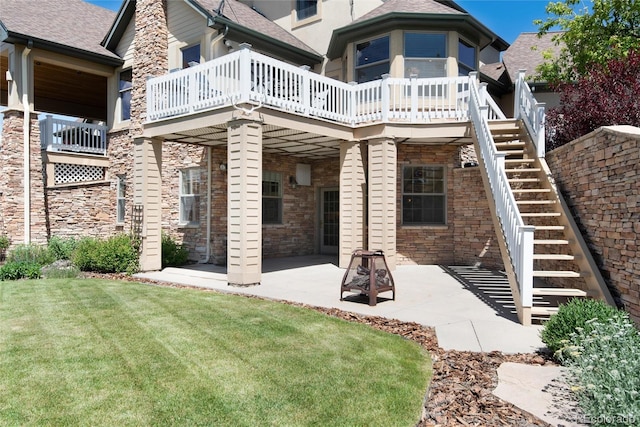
[22,42,32,244]
[199,146,212,263]
[208,25,228,59]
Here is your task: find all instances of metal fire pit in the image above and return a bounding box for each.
[340,249,395,306]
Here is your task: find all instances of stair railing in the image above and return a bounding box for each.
[469,77,534,312]
[514,70,546,158]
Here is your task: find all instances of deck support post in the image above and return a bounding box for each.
[367,137,397,270]
[339,141,366,268]
[226,113,263,286]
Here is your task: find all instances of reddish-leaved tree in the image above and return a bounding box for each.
[546,49,640,149]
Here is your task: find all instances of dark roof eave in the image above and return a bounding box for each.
[327,12,508,59]
[5,32,123,67]
[478,71,510,95]
[101,0,135,52]
[208,15,323,66]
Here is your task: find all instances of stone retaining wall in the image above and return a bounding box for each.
[546,126,640,323]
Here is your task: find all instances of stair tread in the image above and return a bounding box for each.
[512,188,551,193]
[505,168,541,173]
[521,212,562,217]
[534,239,570,244]
[533,254,575,260]
[533,270,581,278]
[516,200,556,205]
[531,306,560,316]
[534,225,565,231]
[495,141,525,147]
[505,158,535,163]
[533,288,587,297]
[508,178,541,182]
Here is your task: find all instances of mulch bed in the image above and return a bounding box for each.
[86,273,555,426]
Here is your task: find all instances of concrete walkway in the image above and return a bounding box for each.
[136,255,544,354]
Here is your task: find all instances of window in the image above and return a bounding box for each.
[404,33,447,78]
[119,69,132,121]
[402,166,446,225]
[458,39,477,76]
[180,169,201,225]
[181,44,200,69]
[296,0,317,20]
[262,171,282,224]
[116,174,126,224]
[355,36,390,83]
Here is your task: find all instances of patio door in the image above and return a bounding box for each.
[320,188,339,254]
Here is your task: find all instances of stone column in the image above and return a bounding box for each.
[368,137,397,269]
[339,141,366,268]
[227,114,263,286]
[134,137,162,271]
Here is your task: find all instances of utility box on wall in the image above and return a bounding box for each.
[296,163,311,186]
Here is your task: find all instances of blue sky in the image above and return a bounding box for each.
[87,0,551,45]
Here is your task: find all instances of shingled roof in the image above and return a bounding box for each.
[502,32,564,82]
[351,0,465,24]
[0,0,122,65]
[198,0,318,56]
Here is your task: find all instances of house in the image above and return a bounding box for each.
[0,0,614,325]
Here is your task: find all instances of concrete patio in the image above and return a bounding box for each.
[136,255,545,354]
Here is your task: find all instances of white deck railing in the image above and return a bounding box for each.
[39,115,108,156]
[469,77,534,311]
[147,45,505,125]
[515,70,546,157]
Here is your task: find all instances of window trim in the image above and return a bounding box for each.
[118,68,132,123]
[262,171,283,225]
[292,0,321,28]
[179,168,202,227]
[116,174,126,224]
[354,34,391,84]
[401,164,447,226]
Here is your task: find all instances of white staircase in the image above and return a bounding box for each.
[468,73,615,325]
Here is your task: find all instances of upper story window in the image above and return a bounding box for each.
[404,33,447,78]
[402,165,446,225]
[179,168,201,226]
[262,171,283,224]
[181,44,201,69]
[458,39,477,76]
[118,69,132,121]
[296,0,318,20]
[355,35,390,83]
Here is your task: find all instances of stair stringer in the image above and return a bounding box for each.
[536,157,616,306]
[471,120,531,325]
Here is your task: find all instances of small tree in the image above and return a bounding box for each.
[546,49,640,149]
[535,0,640,83]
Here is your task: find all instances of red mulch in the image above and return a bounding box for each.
[85,273,554,426]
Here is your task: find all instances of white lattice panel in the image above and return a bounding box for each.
[54,163,105,184]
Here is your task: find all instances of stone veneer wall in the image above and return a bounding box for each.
[452,166,503,269]
[546,126,640,323]
[0,111,47,247]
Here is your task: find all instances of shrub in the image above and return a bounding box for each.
[72,235,139,274]
[7,244,54,266]
[0,235,9,251]
[540,298,620,357]
[0,261,42,281]
[48,236,78,261]
[162,233,189,268]
[563,313,640,425]
[41,260,80,279]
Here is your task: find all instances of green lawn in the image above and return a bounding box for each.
[0,279,431,426]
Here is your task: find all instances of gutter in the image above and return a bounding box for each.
[22,42,31,244]
[5,32,123,67]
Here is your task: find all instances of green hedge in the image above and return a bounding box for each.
[72,234,139,274]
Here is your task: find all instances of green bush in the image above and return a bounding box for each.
[0,235,9,251]
[48,236,78,261]
[7,244,54,266]
[563,313,640,425]
[540,298,621,357]
[0,261,42,281]
[162,233,189,268]
[72,235,139,274]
